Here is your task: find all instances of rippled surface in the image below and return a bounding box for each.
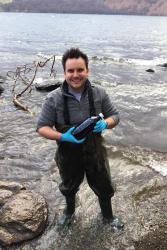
[0,13,167,250]
[0,14,167,187]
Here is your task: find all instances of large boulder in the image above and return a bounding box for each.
[0,181,48,246]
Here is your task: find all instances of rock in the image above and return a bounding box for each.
[35,80,61,92]
[0,190,13,207]
[0,180,25,206]
[146,68,155,73]
[92,56,98,60]
[0,180,25,193]
[0,184,48,246]
[0,85,4,94]
[158,63,167,67]
[0,75,6,93]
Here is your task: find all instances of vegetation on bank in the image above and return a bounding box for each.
[0,0,167,16]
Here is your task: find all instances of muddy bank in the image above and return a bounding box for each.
[1,145,166,250]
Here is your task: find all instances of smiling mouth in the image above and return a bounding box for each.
[72,79,81,83]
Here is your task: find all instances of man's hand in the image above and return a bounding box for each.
[93,119,107,133]
[61,127,85,143]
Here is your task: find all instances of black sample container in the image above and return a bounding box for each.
[72,113,104,140]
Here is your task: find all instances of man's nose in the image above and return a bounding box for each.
[73,70,79,77]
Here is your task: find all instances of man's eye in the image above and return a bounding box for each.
[78,69,84,72]
[68,69,74,73]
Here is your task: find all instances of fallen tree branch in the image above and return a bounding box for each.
[13,94,34,115]
[7,55,57,114]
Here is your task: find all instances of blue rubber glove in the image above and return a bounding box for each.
[61,127,85,143]
[93,119,107,133]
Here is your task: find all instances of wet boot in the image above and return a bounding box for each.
[58,196,75,228]
[98,198,124,231]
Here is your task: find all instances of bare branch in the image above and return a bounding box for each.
[13,94,34,115]
[7,56,57,114]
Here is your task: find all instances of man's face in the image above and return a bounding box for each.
[64,57,89,92]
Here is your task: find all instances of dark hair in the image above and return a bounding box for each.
[62,48,89,71]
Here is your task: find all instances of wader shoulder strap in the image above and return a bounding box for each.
[88,83,96,117]
[63,95,70,125]
[63,81,70,125]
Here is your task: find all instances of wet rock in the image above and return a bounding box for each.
[158,63,167,67]
[0,190,13,207]
[0,75,6,93]
[146,68,154,73]
[0,184,48,246]
[0,85,4,94]
[35,80,61,92]
[0,180,25,193]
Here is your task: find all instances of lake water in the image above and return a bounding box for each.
[0,12,167,185]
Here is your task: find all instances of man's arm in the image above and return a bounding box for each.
[37,126,61,141]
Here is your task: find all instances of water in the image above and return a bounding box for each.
[0,13,167,182]
[0,12,167,249]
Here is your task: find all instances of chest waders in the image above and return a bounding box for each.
[56,80,123,230]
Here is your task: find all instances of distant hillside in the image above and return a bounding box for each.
[0,0,167,16]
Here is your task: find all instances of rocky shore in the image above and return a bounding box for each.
[0,145,166,249]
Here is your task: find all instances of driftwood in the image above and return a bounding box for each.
[7,56,56,114]
[13,94,34,115]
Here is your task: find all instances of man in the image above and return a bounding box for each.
[37,48,124,230]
